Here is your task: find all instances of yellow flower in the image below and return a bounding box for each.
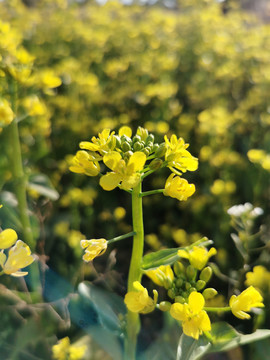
[0,229,18,249]
[0,99,14,127]
[170,291,211,339]
[0,240,35,277]
[124,281,158,314]
[163,173,195,201]
[145,265,174,289]
[80,238,107,262]
[79,129,115,154]
[119,125,132,138]
[164,134,198,175]
[178,246,217,270]
[229,286,264,320]
[245,266,270,292]
[99,151,146,191]
[69,150,100,176]
[52,336,86,360]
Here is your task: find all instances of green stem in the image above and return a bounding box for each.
[140,189,164,197]
[204,306,231,312]
[124,182,144,360]
[6,80,35,249]
[107,231,136,245]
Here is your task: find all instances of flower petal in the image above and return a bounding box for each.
[99,173,122,191]
[188,291,205,314]
[103,151,122,171]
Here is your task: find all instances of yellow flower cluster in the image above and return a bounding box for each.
[52,336,86,360]
[247,149,270,171]
[0,228,34,277]
[124,281,158,314]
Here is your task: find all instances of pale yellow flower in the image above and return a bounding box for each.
[119,125,132,138]
[80,128,115,154]
[245,266,270,292]
[163,173,195,201]
[99,151,146,191]
[0,99,14,127]
[69,150,100,176]
[229,286,264,320]
[178,246,217,270]
[145,265,174,289]
[0,229,18,249]
[124,281,158,314]
[170,291,211,339]
[80,238,107,262]
[52,336,86,360]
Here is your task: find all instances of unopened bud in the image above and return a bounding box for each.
[121,134,131,144]
[167,288,176,299]
[122,141,131,152]
[133,142,143,151]
[175,296,185,304]
[155,142,167,158]
[142,148,150,156]
[186,265,197,281]
[175,278,183,288]
[188,287,197,294]
[152,143,159,152]
[146,134,155,144]
[132,135,141,144]
[196,280,206,291]
[185,282,191,290]
[202,288,218,300]
[200,266,212,283]
[149,158,163,170]
[159,301,171,311]
[174,261,185,277]
[114,135,121,148]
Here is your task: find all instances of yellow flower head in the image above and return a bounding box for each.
[0,229,18,249]
[170,291,211,339]
[79,129,115,154]
[164,134,198,175]
[229,286,264,320]
[0,240,35,277]
[163,173,195,201]
[178,246,217,270]
[124,281,158,314]
[145,265,174,289]
[52,336,86,360]
[69,150,100,177]
[245,266,270,292]
[99,151,146,191]
[0,99,14,127]
[80,238,107,262]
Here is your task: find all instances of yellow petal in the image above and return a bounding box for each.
[99,172,122,191]
[170,302,186,321]
[119,126,132,138]
[0,229,18,249]
[103,151,122,171]
[188,292,205,314]
[127,152,147,172]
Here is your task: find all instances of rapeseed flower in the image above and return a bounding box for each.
[178,246,217,270]
[80,238,107,262]
[52,336,86,360]
[145,265,174,289]
[79,128,115,154]
[163,173,195,201]
[170,291,211,339]
[99,151,146,191]
[229,286,264,320]
[69,150,100,176]
[245,266,270,292]
[124,281,158,314]
[0,228,18,249]
[0,99,14,128]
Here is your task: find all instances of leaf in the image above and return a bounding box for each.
[208,322,239,349]
[141,248,181,270]
[177,333,210,360]
[27,174,59,200]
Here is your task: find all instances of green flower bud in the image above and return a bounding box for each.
[122,141,131,152]
[123,151,133,160]
[175,296,186,304]
[149,158,163,170]
[175,278,183,288]
[146,134,155,144]
[167,288,176,299]
[188,287,197,294]
[133,142,143,151]
[185,282,191,290]
[186,265,197,281]
[132,135,141,144]
[155,142,167,158]
[159,301,171,311]
[196,280,206,291]
[121,134,131,144]
[142,148,150,156]
[200,266,213,283]
[173,261,185,277]
[137,126,148,141]
[202,288,218,300]
[152,143,159,152]
[114,135,121,148]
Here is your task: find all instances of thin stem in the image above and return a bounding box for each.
[6,80,35,249]
[141,169,155,180]
[204,306,231,312]
[107,231,136,244]
[124,182,144,360]
[140,189,164,197]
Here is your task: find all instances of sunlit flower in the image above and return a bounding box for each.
[99,151,146,191]
[0,99,14,127]
[145,265,174,289]
[0,228,18,249]
[52,336,86,360]
[178,246,217,270]
[245,266,270,292]
[0,240,35,277]
[170,291,211,339]
[229,286,264,320]
[79,128,115,154]
[69,150,100,176]
[163,173,195,201]
[80,238,107,262]
[124,281,158,314]
[164,134,198,175]
[119,125,132,138]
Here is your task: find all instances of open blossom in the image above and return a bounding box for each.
[170,291,211,339]
[0,240,35,277]
[163,173,195,201]
[145,265,174,289]
[245,266,270,292]
[178,246,217,270]
[99,151,146,191]
[229,286,264,320]
[80,238,107,262]
[79,128,115,154]
[124,281,158,314]
[69,150,100,176]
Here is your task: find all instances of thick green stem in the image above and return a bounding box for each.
[6,80,35,249]
[124,182,144,360]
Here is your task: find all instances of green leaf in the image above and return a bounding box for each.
[177,333,210,360]
[208,322,239,350]
[27,174,59,201]
[141,248,181,270]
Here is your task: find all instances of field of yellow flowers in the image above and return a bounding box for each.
[1,0,270,359]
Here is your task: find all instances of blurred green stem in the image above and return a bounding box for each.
[6,79,35,249]
[124,182,144,360]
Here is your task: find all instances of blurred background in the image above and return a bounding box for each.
[0,0,270,359]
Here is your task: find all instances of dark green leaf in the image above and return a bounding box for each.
[177,333,210,360]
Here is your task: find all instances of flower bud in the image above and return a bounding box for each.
[122,141,131,152]
[185,282,191,290]
[186,265,197,281]
[188,287,197,294]
[200,266,212,283]
[114,135,121,148]
[152,143,159,152]
[149,158,163,170]
[174,261,185,277]
[132,135,141,144]
[196,280,206,291]
[146,134,155,144]
[121,134,131,144]
[202,288,218,300]
[167,288,176,299]
[142,148,150,156]
[133,142,143,151]
[155,142,167,158]
[175,296,186,304]
[175,278,183,288]
[159,301,171,311]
